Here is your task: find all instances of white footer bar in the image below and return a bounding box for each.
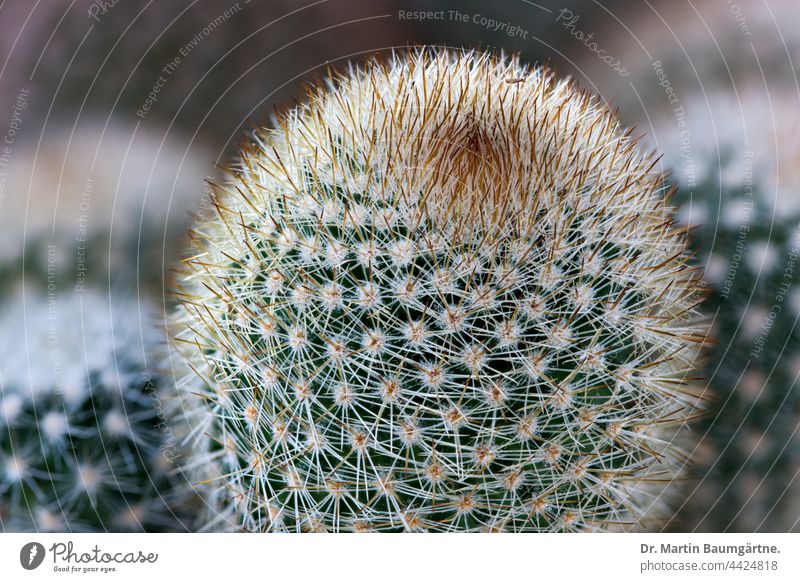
[1,533,798,581]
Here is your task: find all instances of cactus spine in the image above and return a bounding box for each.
[172,50,707,532]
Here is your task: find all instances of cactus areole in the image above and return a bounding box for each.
[173,50,707,532]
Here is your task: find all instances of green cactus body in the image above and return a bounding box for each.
[0,290,184,532]
[656,90,800,532]
[173,50,707,532]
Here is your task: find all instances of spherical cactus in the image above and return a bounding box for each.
[172,50,707,532]
[653,89,800,532]
[0,290,186,532]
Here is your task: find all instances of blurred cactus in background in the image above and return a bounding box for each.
[172,49,707,533]
[0,99,210,536]
[567,0,800,127]
[652,89,800,532]
[0,290,188,532]
[0,123,210,297]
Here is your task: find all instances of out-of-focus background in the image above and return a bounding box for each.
[0,0,798,532]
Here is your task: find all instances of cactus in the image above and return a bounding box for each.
[0,289,186,532]
[0,123,210,297]
[568,2,800,124]
[172,50,707,532]
[653,89,800,532]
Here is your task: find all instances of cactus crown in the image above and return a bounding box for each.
[173,49,706,532]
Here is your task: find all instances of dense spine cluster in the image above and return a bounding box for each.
[655,90,800,532]
[0,291,183,532]
[173,50,707,532]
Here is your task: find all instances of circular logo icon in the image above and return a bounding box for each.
[20,542,46,570]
